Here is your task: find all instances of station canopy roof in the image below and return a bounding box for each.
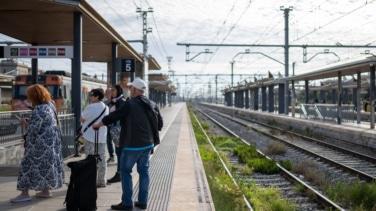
[285,56,376,81]
[0,0,161,70]
[149,73,176,93]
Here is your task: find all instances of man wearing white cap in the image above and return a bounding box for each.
[93,78,162,210]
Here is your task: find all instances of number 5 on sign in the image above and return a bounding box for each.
[122,58,135,73]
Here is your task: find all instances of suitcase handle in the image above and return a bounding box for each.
[94,129,99,156]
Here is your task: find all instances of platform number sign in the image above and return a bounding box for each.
[122,58,135,73]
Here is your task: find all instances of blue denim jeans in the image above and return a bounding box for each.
[115,147,122,172]
[120,148,151,206]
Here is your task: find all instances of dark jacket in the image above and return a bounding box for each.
[110,97,126,127]
[101,95,155,149]
[111,96,126,110]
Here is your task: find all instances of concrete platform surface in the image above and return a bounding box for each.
[0,102,215,211]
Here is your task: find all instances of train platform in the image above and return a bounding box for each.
[0,102,215,211]
[203,103,376,149]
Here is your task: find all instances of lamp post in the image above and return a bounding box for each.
[136,7,153,94]
[230,60,235,87]
[291,61,296,117]
[215,75,230,104]
[230,49,251,88]
[281,5,293,115]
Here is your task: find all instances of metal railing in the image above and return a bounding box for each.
[0,111,30,146]
[0,110,76,158]
[58,113,77,158]
[299,104,355,123]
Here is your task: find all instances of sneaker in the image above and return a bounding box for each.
[135,201,147,209]
[107,172,121,183]
[36,192,52,198]
[107,157,115,163]
[10,195,31,203]
[111,202,133,210]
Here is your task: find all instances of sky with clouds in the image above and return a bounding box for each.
[1,0,376,96]
[89,0,376,94]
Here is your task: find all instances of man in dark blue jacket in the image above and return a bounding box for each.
[93,78,160,210]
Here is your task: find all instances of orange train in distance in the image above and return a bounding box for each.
[12,70,107,111]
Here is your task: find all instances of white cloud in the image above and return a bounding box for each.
[2,0,376,96]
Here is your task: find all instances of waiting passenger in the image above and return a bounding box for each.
[107,84,127,183]
[80,88,109,188]
[93,78,162,210]
[11,84,65,203]
[104,88,115,163]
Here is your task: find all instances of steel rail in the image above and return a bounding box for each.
[195,106,345,211]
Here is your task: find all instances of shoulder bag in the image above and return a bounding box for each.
[110,121,121,147]
[82,107,107,133]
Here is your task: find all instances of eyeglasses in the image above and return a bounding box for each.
[90,94,95,97]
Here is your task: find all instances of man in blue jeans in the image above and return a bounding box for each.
[93,78,161,210]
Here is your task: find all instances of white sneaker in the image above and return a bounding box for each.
[10,196,31,203]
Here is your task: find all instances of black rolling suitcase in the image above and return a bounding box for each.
[65,130,101,211]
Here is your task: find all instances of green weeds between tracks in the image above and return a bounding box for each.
[190,108,295,210]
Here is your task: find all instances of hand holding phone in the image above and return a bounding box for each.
[16,115,29,124]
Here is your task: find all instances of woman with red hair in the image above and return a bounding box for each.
[11,84,65,203]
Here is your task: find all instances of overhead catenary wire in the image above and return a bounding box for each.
[199,0,242,73]
[294,0,376,42]
[203,1,252,73]
[149,13,169,60]
[149,34,165,61]
[131,0,170,65]
[228,0,376,77]
[102,0,138,35]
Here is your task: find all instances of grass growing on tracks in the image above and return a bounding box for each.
[293,161,324,186]
[327,180,376,210]
[234,145,280,175]
[265,141,287,156]
[190,112,249,211]
[241,181,295,211]
[190,110,295,210]
[279,160,293,171]
[233,144,294,209]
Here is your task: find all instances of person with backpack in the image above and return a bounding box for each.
[93,78,162,210]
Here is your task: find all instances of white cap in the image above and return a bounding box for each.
[127,78,147,91]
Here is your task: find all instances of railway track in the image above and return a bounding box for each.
[195,103,376,210]
[205,105,376,181]
[191,105,344,210]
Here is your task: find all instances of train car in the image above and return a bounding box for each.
[12,70,107,111]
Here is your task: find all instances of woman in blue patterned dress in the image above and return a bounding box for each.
[10,84,65,203]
